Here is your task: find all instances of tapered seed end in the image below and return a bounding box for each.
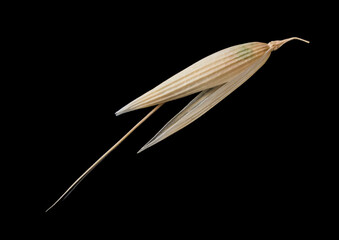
[115,109,124,116]
[268,37,310,51]
[137,147,146,154]
[137,142,153,154]
[115,106,129,116]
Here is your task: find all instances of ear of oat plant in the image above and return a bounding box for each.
[46,37,309,212]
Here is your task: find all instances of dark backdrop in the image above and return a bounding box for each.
[10,1,330,236]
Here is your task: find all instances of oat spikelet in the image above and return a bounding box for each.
[46,37,309,212]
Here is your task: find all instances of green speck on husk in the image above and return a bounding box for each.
[236,45,254,60]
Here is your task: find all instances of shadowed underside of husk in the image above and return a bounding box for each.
[138,49,271,153]
[134,37,310,152]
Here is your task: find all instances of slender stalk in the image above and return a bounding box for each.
[46,104,163,212]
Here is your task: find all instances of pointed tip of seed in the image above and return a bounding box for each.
[137,141,157,154]
[115,106,129,116]
[115,110,123,116]
[137,144,150,154]
[136,148,144,154]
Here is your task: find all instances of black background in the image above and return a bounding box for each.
[8,1,333,236]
